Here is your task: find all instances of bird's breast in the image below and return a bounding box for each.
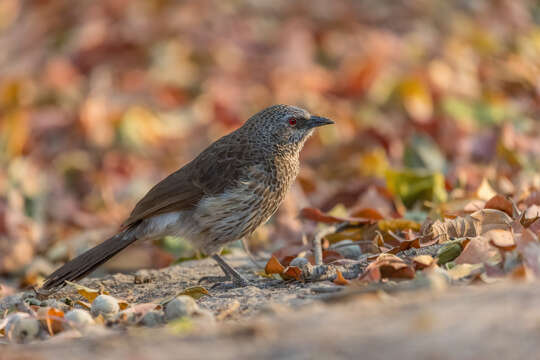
[192,159,298,252]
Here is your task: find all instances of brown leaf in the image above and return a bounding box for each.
[521,205,540,228]
[322,250,344,264]
[333,270,349,285]
[486,229,516,251]
[300,207,372,225]
[514,226,540,275]
[454,236,500,265]
[282,266,302,281]
[484,194,513,217]
[359,253,415,282]
[265,256,285,275]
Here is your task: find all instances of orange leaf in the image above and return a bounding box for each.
[282,266,302,281]
[265,256,285,275]
[333,270,349,285]
[38,307,64,335]
[485,195,513,217]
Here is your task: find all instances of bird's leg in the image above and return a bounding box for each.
[198,254,251,288]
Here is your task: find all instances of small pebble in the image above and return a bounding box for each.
[134,270,152,284]
[164,296,199,321]
[289,257,309,267]
[140,310,165,327]
[5,313,41,343]
[331,240,362,260]
[65,309,95,327]
[91,295,119,317]
[25,298,42,307]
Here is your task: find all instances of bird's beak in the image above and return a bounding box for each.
[308,115,334,128]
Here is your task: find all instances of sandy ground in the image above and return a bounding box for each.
[3,254,540,359]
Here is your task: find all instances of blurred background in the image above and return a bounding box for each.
[1,0,540,290]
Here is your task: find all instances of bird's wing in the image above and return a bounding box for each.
[121,134,251,228]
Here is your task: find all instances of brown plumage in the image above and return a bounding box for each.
[42,105,333,290]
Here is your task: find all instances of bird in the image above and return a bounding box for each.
[41,104,333,290]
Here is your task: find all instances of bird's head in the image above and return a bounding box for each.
[243,104,334,151]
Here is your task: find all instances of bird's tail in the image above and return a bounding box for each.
[41,229,138,290]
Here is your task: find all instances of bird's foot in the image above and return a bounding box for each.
[198,274,251,289]
[197,254,252,289]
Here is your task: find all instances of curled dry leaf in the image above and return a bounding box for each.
[282,266,302,281]
[159,286,211,306]
[484,194,513,217]
[454,236,500,265]
[179,286,211,300]
[485,229,516,251]
[521,205,540,228]
[333,270,349,285]
[359,253,415,283]
[65,280,108,303]
[423,209,512,243]
[37,307,64,335]
[265,256,285,275]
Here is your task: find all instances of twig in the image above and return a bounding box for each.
[313,225,337,266]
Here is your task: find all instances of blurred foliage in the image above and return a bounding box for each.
[1,0,540,286]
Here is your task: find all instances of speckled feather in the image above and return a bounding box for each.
[42,105,329,289]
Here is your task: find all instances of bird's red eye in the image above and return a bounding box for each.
[288,118,297,126]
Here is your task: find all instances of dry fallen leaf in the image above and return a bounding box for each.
[454,236,500,265]
[412,255,435,270]
[333,270,349,285]
[282,266,302,281]
[65,281,108,303]
[359,253,415,282]
[265,256,285,275]
[521,205,540,228]
[484,194,513,217]
[179,286,211,300]
[486,229,516,251]
[37,307,64,335]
